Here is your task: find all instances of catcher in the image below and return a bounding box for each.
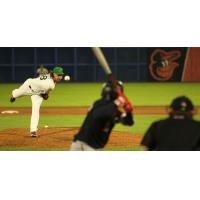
[70,81,134,151]
[10,66,64,137]
[140,96,200,151]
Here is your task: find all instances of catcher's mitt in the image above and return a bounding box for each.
[40,93,49,100]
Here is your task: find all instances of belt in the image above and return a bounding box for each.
[29,85,35,93]
[29,86,45,95]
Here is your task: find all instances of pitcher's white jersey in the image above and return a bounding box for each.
[12,74,55,98]
[28,74,55,95]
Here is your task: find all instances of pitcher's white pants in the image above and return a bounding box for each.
[30,95,43,132]
[70,140,96,151]
[12,80,43,133]
[12,79,32,98]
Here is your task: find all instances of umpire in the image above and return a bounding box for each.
[70,81,134,151]
[140,96,200,151]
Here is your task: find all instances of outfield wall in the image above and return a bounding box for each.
[0,47,200,83]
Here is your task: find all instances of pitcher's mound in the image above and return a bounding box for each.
[0,127,142,150]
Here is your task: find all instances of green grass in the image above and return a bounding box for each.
[0,115,84,131]
[2,114,200,133]
[1,83,200,107]
[114,115,166,134]
[104,146,140,151]
[0,114,161,133]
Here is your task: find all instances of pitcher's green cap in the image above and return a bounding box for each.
[51,66,64,75]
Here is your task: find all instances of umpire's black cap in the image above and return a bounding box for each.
[170,96,194,112]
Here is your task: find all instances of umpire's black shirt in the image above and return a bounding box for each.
[141,116,200,151]
[74,99,134,149]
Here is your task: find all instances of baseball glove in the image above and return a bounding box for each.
[41,93,49,100]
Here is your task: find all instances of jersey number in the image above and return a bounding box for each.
[40,75,47,80]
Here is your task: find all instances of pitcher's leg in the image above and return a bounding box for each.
[12,79,32,99]
[30,95,43,136]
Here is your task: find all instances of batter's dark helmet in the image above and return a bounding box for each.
[101,81,124,101]
[170,96,194,112]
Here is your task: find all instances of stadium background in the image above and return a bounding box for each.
[0,47,148,82]
[1,47,200,83]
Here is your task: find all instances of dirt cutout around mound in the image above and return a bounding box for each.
[1,106,200,116]
[1,106,172,116]
[0,127,142,150]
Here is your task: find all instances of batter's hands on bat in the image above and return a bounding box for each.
[114,91,133,113]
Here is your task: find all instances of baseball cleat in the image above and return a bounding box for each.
[31,132,37,137]
[10,97,16,103]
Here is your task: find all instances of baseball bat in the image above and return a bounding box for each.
[91,47,133,111]
[91,47,117,86]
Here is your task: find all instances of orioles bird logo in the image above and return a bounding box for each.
[149,49,181,81]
